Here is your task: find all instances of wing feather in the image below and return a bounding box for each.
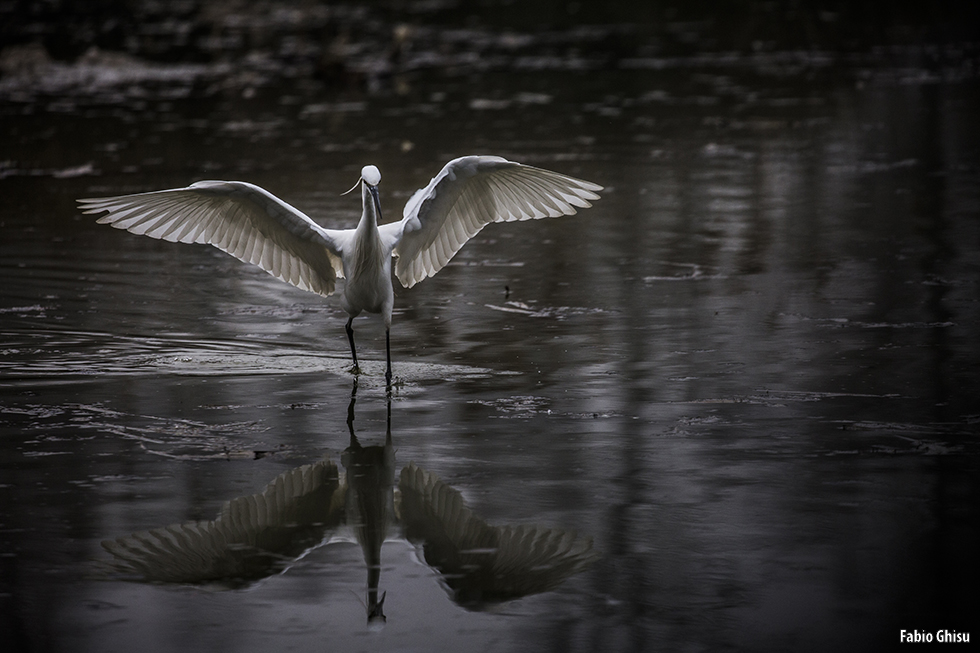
[79,181,349,297]
[383,156,602,288]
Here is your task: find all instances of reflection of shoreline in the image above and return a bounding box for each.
[101,381,598,620]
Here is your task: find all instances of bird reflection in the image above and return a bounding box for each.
[101,382,598,619]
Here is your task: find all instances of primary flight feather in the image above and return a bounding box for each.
[78,155,602,385]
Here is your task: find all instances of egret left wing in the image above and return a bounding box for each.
[380,156,602,288]
[79,181,348,297]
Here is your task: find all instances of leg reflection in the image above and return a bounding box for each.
[342,378,395,626]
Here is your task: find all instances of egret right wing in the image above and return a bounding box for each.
[79,181,349,297]
[382,156,602,288]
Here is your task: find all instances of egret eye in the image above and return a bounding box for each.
[361,165,381,186]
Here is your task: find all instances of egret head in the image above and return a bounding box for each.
[341,164,384,223]
[341,165,382,196]
[361,165,381,187]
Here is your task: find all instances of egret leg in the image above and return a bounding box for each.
[345,317,360,373]
[385,327,392,388]
[346,378,357,442]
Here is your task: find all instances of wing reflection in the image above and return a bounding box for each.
[400,462,599,609]
[101,380,598,619]
[101,460,343,588]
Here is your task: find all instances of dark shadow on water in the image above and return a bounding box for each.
[99,380,598,623]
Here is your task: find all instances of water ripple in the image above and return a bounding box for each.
[0,327,498,384]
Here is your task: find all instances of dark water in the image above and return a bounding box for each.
[2,6,979,652]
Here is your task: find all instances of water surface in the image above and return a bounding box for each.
[2,13,979,652]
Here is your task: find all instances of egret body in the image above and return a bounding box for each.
[79,156,602,386]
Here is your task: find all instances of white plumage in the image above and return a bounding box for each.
[78,155,602,385]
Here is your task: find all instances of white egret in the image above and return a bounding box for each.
[78,156,602,385]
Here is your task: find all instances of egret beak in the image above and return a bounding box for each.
[369,185,384,223]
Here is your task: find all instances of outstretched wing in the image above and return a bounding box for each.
[379,156,602,288]
[79,181,350,297]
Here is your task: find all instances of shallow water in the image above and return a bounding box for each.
[2,21,979,652]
